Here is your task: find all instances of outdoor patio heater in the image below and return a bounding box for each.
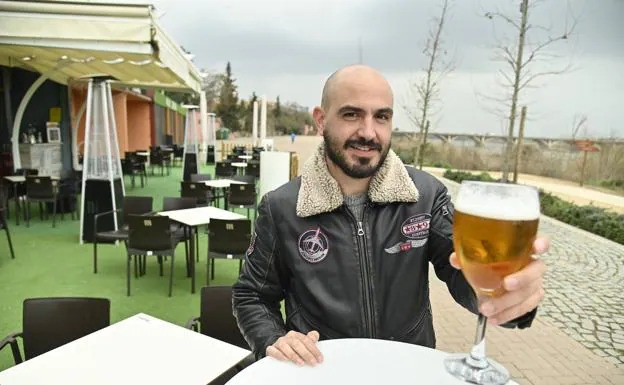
[182,105,199,181]
[79,77,125,244]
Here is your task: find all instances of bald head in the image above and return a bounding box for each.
[320,65,393,110]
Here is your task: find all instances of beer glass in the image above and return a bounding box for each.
[444,181,540,385]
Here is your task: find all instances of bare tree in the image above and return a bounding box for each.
[200,68,224,111]
[571,113,588,139]
[482,0,578,182]
[402,0,454,168]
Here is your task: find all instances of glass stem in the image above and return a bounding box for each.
[466,313,489,369]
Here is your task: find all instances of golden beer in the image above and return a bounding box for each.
[453,182,540,298]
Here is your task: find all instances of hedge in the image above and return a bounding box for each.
[442,169,624,245]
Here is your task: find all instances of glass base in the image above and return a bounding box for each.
[444,353,510,385]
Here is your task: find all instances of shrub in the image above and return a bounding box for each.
[443,169,624,245]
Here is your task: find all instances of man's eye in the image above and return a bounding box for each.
[343,112,358,119]
[376,114,390,121]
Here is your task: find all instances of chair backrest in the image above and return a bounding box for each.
[16,168,38,177]
[22,297,110,361]
[180,182,211,204]
[215,162,234,178]
[232,175,256,185]
[25,176,54,198]
[208,218,251,255]
[199,286,249,349]
[226,154,237,161]
[162,197,197,212]
[228,183,256,206]
[126,215,172,252]
[246,161,260,178]
[122,196,153,224]
[190,173,212,182]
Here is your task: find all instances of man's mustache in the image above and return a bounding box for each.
[344,139,382,151]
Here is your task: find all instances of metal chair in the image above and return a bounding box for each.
[24,176,60,227]
[0,207,15,260]
[93,196,153,274]
[215,162,235,178]
[180,181,214,206]
[0,297,110,365]
[163,197,196,266]
[245,161,260,178]
[227,183,258,220]
[206,218,251,284]
[126,214,182,297]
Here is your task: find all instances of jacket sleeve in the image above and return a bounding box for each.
[427,182,480,315]
[427,180,536,329]
[232,192,288,359]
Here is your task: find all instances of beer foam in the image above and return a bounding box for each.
[455,182,540,221]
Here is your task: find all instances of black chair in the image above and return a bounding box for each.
[232,175,256,186]
[180,181,214,206]
[206,218,251,284]
[186,286,255,385]
[126,214,181,297]
[216,162,235,178]
[93,196,153,274]
[163,196,197,265]
[0,208,15,260]
[190,174,212,182]
[206,145,215,165]
[245,161,260,178]
[0,297,110,365]
[227,183,258,220]
[24,176,61,227]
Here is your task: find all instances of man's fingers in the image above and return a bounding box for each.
[275,340,305,365]
[266,345,288,361]
[503,259,546,291]
[449,252,461,270]
[487,286,545,325]
[481,277,542,318]
[532,237,550,255]
[290,338,319,365]
[307,330,320,342]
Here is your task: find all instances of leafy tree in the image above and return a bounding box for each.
[215,62,242,131]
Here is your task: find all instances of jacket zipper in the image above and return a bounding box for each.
[347,206,376,338]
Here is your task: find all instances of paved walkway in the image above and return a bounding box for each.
[435,177,624,384]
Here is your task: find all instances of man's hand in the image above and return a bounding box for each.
[450,237,549,326]
[266,330,324,366]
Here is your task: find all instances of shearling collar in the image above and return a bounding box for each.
[296,143,420,218]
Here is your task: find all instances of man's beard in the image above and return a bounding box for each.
[323,130,389,179]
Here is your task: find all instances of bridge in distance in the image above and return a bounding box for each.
[392,131,624,150]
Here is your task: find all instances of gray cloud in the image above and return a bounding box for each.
[136,0,623,136]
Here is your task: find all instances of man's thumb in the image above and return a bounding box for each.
[307,330,320,342]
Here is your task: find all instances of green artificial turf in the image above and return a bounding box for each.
[0,164,248,371]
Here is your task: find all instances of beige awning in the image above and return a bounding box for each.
[0,0,202,92]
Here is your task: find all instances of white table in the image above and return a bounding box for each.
[158,206,246,292]
[4,175,59,183]
[0,313,251,385]
[225,339,519,385]
[204,179,246,189]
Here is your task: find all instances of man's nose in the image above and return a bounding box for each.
[357,116,376,141]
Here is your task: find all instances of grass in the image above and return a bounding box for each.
[0,164,246,371]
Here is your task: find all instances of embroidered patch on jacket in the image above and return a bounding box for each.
[246,232,257,256]
[401,214,431,239]
[384,239,428,254]
[298,227,329,263]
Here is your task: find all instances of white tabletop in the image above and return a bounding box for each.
[158,206,246,227]
[135,151,149,156]
[4,176,60,183]
[231,162,248,168]
[0,313,251,385]
[239,155,252,160]
[204,179,246,189]
[225,339,519,385]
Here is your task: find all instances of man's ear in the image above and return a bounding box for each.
[312,106,326,135]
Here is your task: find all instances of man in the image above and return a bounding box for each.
[232,65,547,366]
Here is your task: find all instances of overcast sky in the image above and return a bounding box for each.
[133,0,622,137]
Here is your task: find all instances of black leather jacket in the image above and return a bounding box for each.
[232,145,535,359]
